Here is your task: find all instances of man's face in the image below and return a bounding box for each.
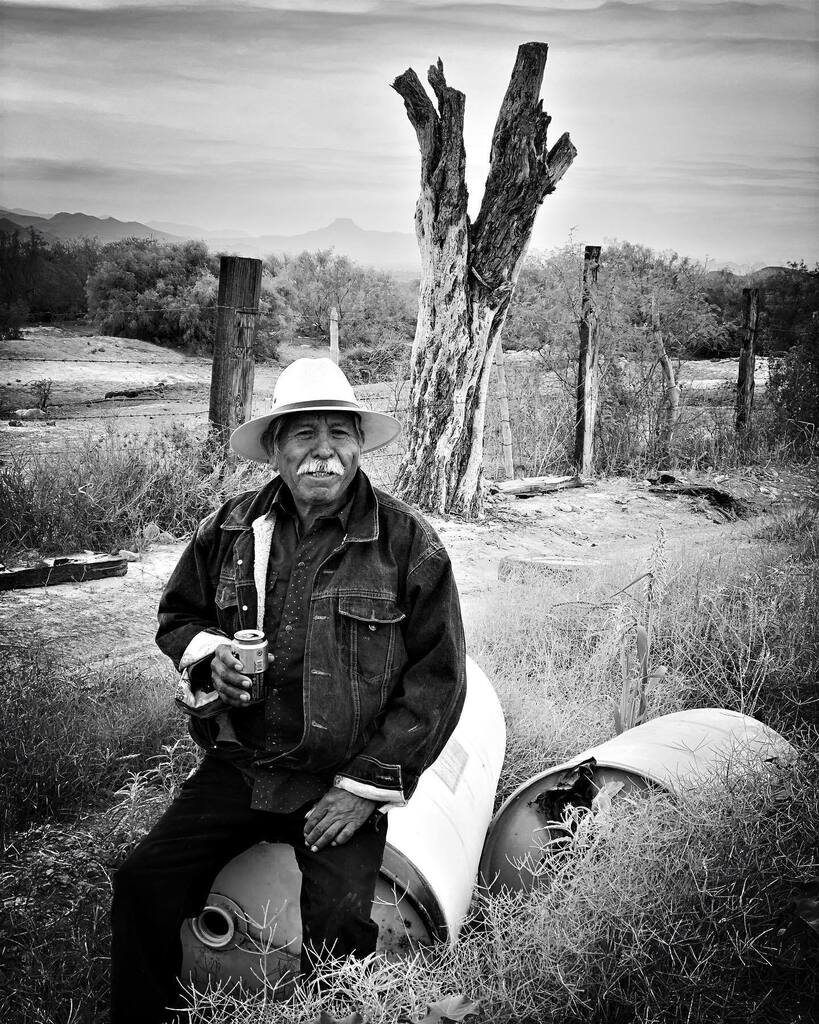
[273,412,361,515]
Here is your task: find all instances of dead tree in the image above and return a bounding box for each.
[392,43,576,516]
[650,293,681,469]
[735,287,760,436]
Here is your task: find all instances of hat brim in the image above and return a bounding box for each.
[229,404,402,463]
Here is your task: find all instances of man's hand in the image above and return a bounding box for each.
[210,644,272,707]
[303,787,376,852]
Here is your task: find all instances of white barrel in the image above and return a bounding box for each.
[480,708,795,894]
[181,655,506,989]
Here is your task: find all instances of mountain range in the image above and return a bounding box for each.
[0,208,420,270]
[0,206,780,277]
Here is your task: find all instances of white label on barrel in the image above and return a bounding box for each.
[432,737,468,793]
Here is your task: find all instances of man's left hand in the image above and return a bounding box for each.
[303,787,376,852]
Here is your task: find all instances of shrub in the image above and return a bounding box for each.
[340,334,410,384]
[86,238,219,350]
[0,299,28,339]
[768,319,819,443]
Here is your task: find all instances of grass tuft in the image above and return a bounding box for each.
[0,644,184,844]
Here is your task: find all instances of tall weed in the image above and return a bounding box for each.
[0,645,182,843]
[0,425,270,559]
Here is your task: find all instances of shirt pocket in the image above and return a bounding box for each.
[338,594,406,688]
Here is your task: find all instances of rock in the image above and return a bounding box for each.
[156,531,175,544]
[117,549,140,562]
[8,419,23,427]
[142,523,161,542]
[12,408,47,420]
[45,420,56,426]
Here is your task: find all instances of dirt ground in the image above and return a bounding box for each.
[1,325,814,675]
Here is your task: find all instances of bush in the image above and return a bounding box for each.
[768,319,819,442]
[0,299,28,339]
[86,238,219,350]
[340,334,410,384]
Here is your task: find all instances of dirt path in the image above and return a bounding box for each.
[4,467,815,676]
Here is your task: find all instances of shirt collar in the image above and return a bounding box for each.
[271,469,361,532]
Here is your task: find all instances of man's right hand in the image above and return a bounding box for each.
[210,644,264,707]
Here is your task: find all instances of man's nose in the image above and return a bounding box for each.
[312,426,334,457]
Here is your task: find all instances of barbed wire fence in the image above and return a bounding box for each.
[1,350,775,493]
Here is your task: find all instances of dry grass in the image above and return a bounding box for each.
[0,645,183,845]
[0,424,270,560]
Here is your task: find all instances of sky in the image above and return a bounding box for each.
[1,0,817,267]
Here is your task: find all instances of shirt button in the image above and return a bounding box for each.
[242,604,248,611]
[285,624,293,632]
[237,559,243,566]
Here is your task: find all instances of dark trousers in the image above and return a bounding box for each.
[110,756,387,1024]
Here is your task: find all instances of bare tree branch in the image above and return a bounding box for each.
[471,43,576,292]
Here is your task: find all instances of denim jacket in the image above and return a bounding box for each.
[156,471,466,800]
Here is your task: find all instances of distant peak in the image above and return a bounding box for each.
[328,217,359,229]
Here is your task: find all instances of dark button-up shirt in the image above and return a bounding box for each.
[232,477,357,753]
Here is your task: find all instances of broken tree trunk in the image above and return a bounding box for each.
[735,287,759,436]
[650,294,681,470]
[490,474,585,496]
[392,43,576,517]
[573,245,601,476]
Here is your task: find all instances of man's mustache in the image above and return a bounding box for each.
[297,457,345,476]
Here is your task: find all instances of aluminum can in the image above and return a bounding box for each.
[231,629,268,703]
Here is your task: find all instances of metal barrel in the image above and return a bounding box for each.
[180,655,506,990]
[479,707,796,894]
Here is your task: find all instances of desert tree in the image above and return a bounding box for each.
[392,42,576,516]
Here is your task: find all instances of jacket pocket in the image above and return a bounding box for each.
[215,579,238,610]
[338,594,406,689]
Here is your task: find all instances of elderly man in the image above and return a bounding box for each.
[109,358,466,1024]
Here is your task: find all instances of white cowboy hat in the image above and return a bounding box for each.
[229,357,402,463]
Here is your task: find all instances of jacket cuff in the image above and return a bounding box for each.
[176,630,229,712]
[333,774,406,807]
[179,629,229,672]
[338,754,405,798]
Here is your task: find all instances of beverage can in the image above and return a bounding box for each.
[231,629,268,703]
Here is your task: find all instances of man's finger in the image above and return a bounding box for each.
[307,817,346,852]
[330,822,358,848]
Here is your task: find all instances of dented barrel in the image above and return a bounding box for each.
[180,655,506,989]
[479,708,795,894]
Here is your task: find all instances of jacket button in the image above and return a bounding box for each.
[237,559,243,566]
[369,624,377,631]
[242,604,248,611]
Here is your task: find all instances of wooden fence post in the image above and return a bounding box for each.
[494,340,515,479]
[651,293,681,469]
[329,306,339,364]
[574,244,601,475]
[208,255,263,457]
[736,287,760,436]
